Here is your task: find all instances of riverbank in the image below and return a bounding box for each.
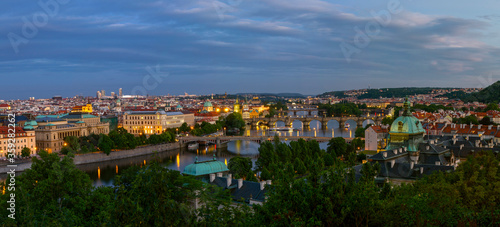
[0,142,181,174]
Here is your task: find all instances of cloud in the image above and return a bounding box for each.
[0,0,499,99]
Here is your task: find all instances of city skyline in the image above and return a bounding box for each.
[2,1,500,99]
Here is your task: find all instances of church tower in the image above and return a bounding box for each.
[385,97,425,153]
[233,97,240,113]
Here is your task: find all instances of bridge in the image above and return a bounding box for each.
[179,136,354,147]
[244,116,383,130]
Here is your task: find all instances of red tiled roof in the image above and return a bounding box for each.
[0,126,26,135]
[370,125,388,133]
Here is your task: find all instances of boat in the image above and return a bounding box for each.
[269,127,295,132]
[344,123,350,129]
[187,142,199,150]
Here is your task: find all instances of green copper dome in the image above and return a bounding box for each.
[183,156,229,176]
[386,97,425,152]
[389,99,425,134]
[204,101,213,107]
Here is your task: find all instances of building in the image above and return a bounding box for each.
[202,101,214,112]
[385,99,425,152]
[249,109,260,118]
[122,111,195,136]
[365,125,389,151]
[361,98,457,185]
[183,155,268,205]
[33,114,109,153]
[233,98,240,113]
[0,126,36,157]
[119,88,123,97]
[71,103,93,113]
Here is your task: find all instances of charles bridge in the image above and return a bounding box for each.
[244,115,384,130]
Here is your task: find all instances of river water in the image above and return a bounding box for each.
[1,117,357,187]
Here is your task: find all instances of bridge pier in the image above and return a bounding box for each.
[321,120,328,130]
[357,120,363,129]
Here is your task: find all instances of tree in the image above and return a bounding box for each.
[21,147,31,158]
[382,117,394,125]
[98,134,114,155]
[64,136,81,153]
[327,137,347,157]
[228,157,253,180]
[0,151,109,226]
[355,127,366,138]
[324,153,335,166]
[485,103,500,111]
[260,167,272,181]
[224,112,245,130]
[296,159,307,175]
[479,116,493,125]
[179,122,191,132]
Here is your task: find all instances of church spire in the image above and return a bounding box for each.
[402,96,411,116]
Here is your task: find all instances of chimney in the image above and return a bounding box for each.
[238,178,243,189]
[391,160,395,168]
[383,152,387,158]
[426,145,430,150]
[410,162,414,169]
[210,173,215,183]
[420,167,424,174]
[260,181,266,190]
[435,161,440,165]
[217,172,223,177]
[266,180,272,185]
[488,125,492,130]
[478,124,482,129]
[226,174,232,188]
[460,144,464,150]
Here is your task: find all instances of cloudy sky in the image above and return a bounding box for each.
[1,0,500,99]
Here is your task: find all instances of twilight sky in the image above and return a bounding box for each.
[2,0,500,99]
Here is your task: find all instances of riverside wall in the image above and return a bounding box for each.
[0,142,181,174]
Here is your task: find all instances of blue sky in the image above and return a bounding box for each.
[1,0,500,99]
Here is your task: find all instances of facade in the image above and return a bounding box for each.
[233,98,240,113]
[33,114,109,153]
[122,111,195,136]
[0,126,36,157]
[202,101,214,112]
[365,125,388,151]
[0,104,11,111]
[71,103,93,113]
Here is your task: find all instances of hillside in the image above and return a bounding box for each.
[463,81,500,103]
[319,87,456,99]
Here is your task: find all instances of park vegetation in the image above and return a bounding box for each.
[2,139,500,225]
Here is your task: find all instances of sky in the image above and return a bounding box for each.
[1,0,500,99]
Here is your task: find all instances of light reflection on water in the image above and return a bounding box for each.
[0,124,352,187]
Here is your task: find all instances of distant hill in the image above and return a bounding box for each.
[319,87,457,99]
[462,81,500,103]
[235,93,306,98]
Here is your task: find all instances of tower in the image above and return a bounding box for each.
[386,97,424,153]
[233,97,240,113]
[119,88,123,97]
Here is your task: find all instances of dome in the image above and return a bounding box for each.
[389,98,425,134]
[390,116,425,134]
[183,156,229,176]
[204,101,213,107]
